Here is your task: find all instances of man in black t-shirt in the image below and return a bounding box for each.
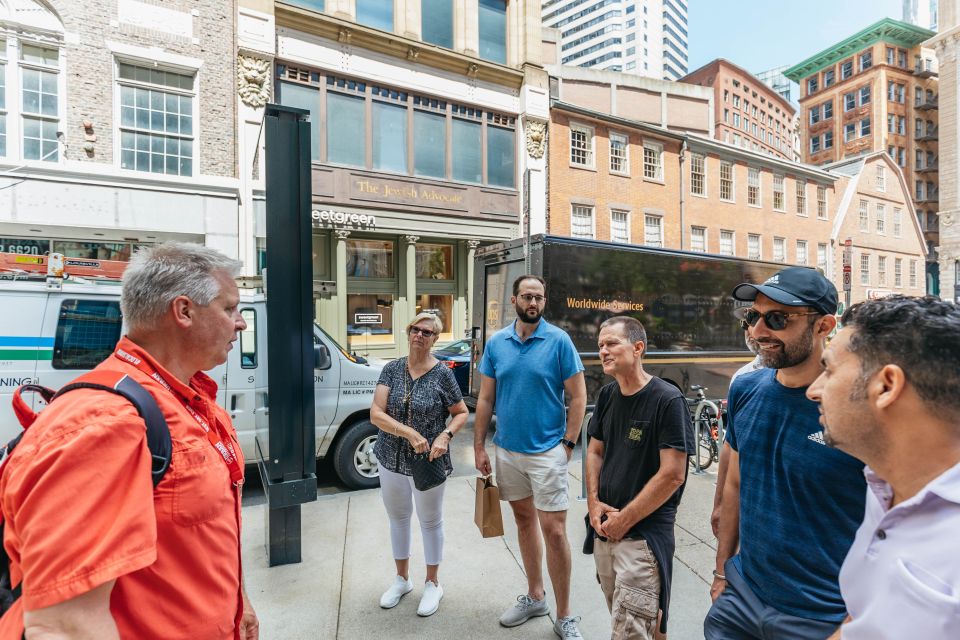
[586,316,694,639]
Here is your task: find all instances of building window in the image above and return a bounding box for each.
[810,136,820,154]
[844,92,856,111]
[451,116,481,183]
[894,258,902,287]
[824,69,835,87]
[372,99,408,173]
[415,243,454,280]
[327,90,366,167]
[748,233,761,260]
[478,0,507,64]
[356,0,394,31]
[817,243,827,271]
[824,131,833,149]
[807,77,818,94]
[860,117,871,137]
[690,152,705,196]
[643,141,663,180]
[860,85,871,105]
[644,214,662,247]
[720,230,734,256]
[571,205,594,239]
[809,106,820,125]
[841,59,853,79]
[875,164,885,191]
[796,178,806,215]
[421,0,453,48]
[733,112,741,127]
[875,203,885,234]
[817,185,827,219]
[21,44,60,162]
[719,160,734,201]
[118,62,195,175]
[823,100,833,120]
[413,108,445,178]
[609,132,629,174]
[844,122,857,142]
[773,173,785,211]
[691,226,706,252]
[859,50,872,71]
[347,294,395,348]
[570,124,594,167]
[909,260,917,288]
[747,166,760,206]
[860,253,870,285]
[773,237,785,262]
[893,207,902,237]
[347,239,395,278]
[279,81,320,160]
[859,199,869,231]
[733,94,741,108]
[796,240,808,265]
[610,209,630,243]
[487,118,515,188]
[878,255,887,286]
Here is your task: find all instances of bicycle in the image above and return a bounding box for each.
[686,385,725,472]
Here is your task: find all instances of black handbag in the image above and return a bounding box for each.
[410,447,447,491]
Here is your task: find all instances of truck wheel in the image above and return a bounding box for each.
[333,419,381,489]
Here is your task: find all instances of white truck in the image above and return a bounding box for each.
[0,253,385,489]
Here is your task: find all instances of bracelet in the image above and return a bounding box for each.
[712,570,726,581]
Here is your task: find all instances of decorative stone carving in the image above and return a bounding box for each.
[943,211,956,227]
[338,27,352,43]
[237,55,271,109]
[335,229,352,240]
[525,120,547,159]
[404,234,420,244]
[467,240,481,250]
[407,46,419,61]
[467,63,480,78]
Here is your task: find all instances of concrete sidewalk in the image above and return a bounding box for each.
[242,465,719,640]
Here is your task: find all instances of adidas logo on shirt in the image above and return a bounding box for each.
[807,431,826,446]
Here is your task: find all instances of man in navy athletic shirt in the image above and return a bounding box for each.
[704,267,866,640]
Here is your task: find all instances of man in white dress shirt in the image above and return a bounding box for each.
[807,295,960,640]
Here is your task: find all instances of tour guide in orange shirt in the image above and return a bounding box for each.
[0,242,259,640]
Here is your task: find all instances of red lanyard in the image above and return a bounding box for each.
[115,348,244,485]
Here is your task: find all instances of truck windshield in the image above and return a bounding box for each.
[314,323,360,364]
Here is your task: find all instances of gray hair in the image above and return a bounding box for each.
[121,242,243,330]
[405,312,443,335]
[600,316,647,348]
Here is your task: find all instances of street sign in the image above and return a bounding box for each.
[354,313,382,324]
[842,266,851,292]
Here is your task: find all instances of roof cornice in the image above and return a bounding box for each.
[550,100,687,141]
[684,134,838,182]
[784,18,935,81]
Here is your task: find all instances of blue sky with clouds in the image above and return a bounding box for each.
[687,0,910,76]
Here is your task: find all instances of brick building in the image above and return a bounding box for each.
[785,18,940,292]
[238,0,547,357]
[547,97,926,304]
[0,0,240,260]
[680,58,797,161]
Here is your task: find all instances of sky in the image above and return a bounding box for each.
[687,0,910,78]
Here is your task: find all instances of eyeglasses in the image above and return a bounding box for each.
[408,327,437,338]
[518,294,546,304]
[742,309,819,331]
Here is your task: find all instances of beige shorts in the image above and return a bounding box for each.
[494,444,569,511]
[594,538,661,640]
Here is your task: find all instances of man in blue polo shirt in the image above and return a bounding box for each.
[474,274,587,640]
[705,267,866,639]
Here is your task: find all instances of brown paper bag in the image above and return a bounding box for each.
[474,475,504,538]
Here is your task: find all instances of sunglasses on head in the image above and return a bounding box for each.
[742,308,819,331]
[408,327,437,338]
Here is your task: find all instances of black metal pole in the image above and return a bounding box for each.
[259,104,318,566]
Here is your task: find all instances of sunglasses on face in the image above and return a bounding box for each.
[408,327,436,338]
[742,309,819,331]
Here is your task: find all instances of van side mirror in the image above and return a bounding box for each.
[314,343,332,370]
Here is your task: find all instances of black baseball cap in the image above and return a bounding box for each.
[732,267,838,316]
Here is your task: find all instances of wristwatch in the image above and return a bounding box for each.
[442,428,454,440]
[560,438,576,450]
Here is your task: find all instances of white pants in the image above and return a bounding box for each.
[379,465,446,566]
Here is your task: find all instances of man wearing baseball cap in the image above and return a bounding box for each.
[704,267,867,639]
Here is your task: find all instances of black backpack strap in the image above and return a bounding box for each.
[55,375,172,487]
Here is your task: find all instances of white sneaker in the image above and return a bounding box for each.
[379,575,414,609]
[417,580,443,617]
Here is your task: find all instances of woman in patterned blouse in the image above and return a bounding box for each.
[370,312,469,618]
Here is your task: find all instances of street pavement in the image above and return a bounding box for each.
[241,422,720,640]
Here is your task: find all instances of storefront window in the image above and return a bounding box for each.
[52,241,140,261]
[0,237,50,255]
[347,293,394,349]
[346,239,394,278]
[415,243,453,280]
[416,293,454,342]
[312,233,329,279]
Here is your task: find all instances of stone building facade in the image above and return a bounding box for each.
[0,0,240,260]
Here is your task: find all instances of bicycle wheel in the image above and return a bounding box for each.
[691,404,716,470]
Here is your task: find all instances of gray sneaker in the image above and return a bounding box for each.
[553,616,583,639]
[499,594,549,627]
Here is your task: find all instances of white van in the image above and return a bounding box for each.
[0,271,385,489]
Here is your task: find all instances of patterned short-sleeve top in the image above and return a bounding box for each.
[373,357,463,477]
